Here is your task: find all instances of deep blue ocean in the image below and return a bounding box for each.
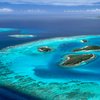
[0,18,100,49]
[0,18,100,100]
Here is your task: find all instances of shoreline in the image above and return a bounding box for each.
[0,35,100,52]
[60,54,96,67]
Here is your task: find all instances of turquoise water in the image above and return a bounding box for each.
[0,28,16,32]
[0,35,100,83]
[0,35,100,100]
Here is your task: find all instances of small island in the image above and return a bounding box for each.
[60,54,95,67]
[80,39,88,43]
[38,46,52,52]
[73,46,100,52]
[9,34,35,38]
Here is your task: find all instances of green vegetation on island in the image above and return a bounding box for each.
[60,54,95,67]
[73,46,100,52]
[81,39,88,43]
[38,46,52,52]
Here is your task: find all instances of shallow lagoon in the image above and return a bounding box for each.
[0,35,100,99]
